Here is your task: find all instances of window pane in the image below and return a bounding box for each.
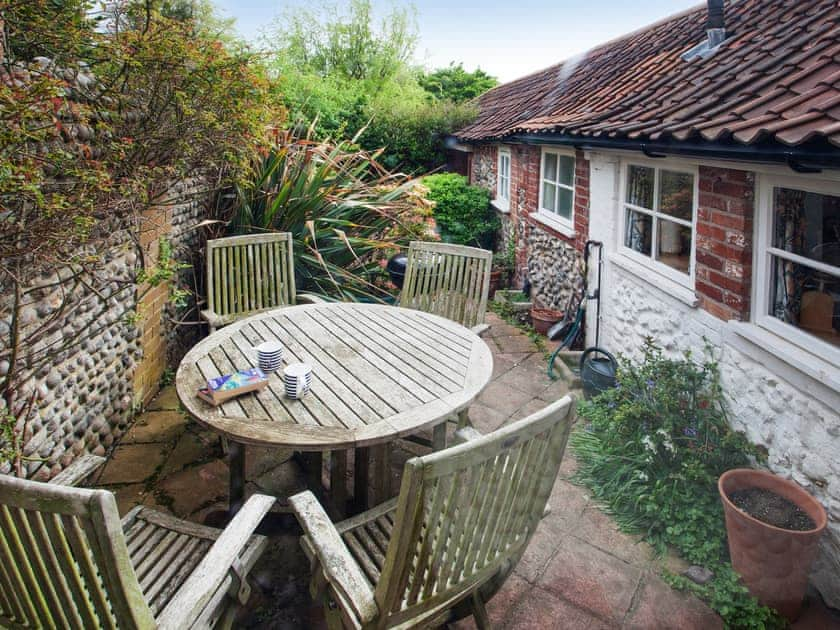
[657,218,692,274]
[543,153,558,182]
[557,187,573,219]
[542,182,556,212]
[558,155,575,186]
[625,208,652,255]
[658,170,694,220]
[773,187,840,268]
[626,165,654,209]
[770,255,840,347]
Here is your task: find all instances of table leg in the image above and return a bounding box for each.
[370,444,391,506]
[330,450,348,516]
[228,440,246,516]
[433,423,447,451]
[353,446,370,512]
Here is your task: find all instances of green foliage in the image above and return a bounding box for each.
[423,173,497,248]
[571,339,782,628]
[419,63,498,102]
[228,130,435,301]
[264,0,479,172]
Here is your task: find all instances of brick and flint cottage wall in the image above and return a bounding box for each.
[585,152,840,607]
[470,143,588,310]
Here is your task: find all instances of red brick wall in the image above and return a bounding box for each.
[695,166,755,321]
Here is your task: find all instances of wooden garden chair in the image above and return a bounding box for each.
[291,395,576,629]
[400,241,493,335]
[202,232,321,332]
[0,454,275,629]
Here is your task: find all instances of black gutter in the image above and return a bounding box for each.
[493,133,840,174]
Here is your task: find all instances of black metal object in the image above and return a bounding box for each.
[386,253,408,289]
[707,0,725,30]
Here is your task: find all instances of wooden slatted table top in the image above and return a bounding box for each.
[175,303,494,451]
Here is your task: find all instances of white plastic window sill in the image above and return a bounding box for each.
[529,212,576,239]
[491,199,510,213]
[725,322,840,409]
[608,252,699,308]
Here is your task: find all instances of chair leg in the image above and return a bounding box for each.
[470,591,491,630]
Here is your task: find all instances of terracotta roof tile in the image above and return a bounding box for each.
[457,0,840,150]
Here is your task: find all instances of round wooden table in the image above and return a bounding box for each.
[176,303,493,516]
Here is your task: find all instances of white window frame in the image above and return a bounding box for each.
[495,147,511,212]
[618,159,699,289]
[536,147,576,232]
[753,174,840,368]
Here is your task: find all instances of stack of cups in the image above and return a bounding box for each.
[284,363,313,399]
[255,341,283,372]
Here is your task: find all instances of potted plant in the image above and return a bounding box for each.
[490,246,514,295]
[530,302,564,335]
[718,468,827,621]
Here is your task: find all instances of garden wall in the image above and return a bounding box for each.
[586,152,840,608]
[0,182,210,480]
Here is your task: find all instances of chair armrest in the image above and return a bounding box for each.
[470,323,490,336]
[49,454,106,487]
[156,494,276,630]
[296,293,328,304]
[452,426,484,445]
[290,491,378,625]
[200,308,226,329]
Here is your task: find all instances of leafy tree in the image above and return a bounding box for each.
[264,0,478,173]
[423,174,498,248]
[419,63,498,102]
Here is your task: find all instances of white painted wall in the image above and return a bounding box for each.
[585,150,840,607]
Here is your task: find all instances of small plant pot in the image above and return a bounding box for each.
[719,468,827,621]
[530,307,564,336]
[489,269,505,296]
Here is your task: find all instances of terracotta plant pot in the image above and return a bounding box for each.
[489,269,505,296]
[719,468,827,621]
[530,307,563,336]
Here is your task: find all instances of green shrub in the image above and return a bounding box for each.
[572,339,781,629]
[423,174,498,249]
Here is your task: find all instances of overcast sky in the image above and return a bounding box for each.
[214,0,703,83]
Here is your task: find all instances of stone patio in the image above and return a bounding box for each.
[91,312,840,629]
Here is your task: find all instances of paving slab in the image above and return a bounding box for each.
[157,459,229,517]
[160,429,221,476]
[495,363,556,396]
[538,536,643,625]
[111,483,147,514]
[477,380,536,417]
[624,574,723,629]
[145,386,181,411]
[504,583,611,630]
[492,334,540,354]
[453,573,533,629]
[573,504,654,566]
[121,410,187,444]
[98,443,168,485]
[465,403,509,434]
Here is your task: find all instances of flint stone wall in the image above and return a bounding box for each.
[0,183,210,480]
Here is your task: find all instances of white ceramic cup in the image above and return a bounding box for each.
[254,341,283,372]
[283,362,313,399]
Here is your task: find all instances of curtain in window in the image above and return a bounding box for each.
[772,189,807,324]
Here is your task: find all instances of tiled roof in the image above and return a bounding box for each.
[456,0,840,149]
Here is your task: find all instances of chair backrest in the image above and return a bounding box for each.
[206,233,296,320]
[0,475,154,629]
[400,241,492,329]
[374,395,575,627]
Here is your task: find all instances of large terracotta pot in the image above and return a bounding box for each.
[530,307,563,335]
[719,468,827,621]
